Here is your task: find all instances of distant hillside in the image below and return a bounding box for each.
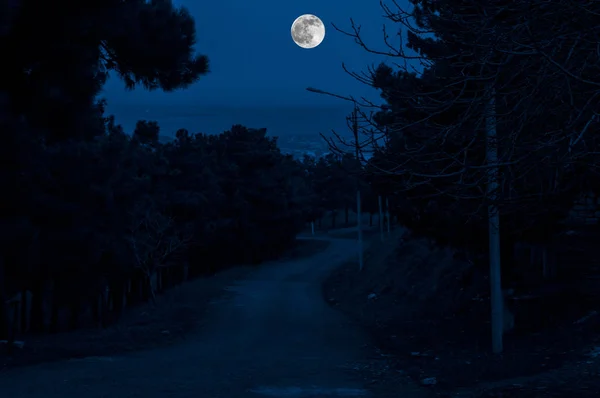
[156,132,333,159]
[105,104,355,140]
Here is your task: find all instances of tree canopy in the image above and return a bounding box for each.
[0,0,365,337]
[323,0,600,253]
[2,0,209,143]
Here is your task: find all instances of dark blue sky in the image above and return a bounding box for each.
[101,0,409,108]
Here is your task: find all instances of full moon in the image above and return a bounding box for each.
[291,14,325,49]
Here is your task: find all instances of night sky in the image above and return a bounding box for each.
[101,0,408,108]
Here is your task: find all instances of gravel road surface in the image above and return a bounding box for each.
[0,235,419,398]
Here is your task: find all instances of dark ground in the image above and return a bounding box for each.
[0,232,430,398]
[7,225,598,398]
[322,228,600,397]
[0,239,331,371]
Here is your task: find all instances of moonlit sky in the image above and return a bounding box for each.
[101,0,412,108]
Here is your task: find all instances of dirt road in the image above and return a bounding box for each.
[0,235,421,398]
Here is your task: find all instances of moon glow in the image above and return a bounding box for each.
[291,14,325,49]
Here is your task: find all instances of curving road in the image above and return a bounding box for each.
[0,235,416,398]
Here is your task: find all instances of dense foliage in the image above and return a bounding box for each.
[335,0,600,259]
[0,1,367,338]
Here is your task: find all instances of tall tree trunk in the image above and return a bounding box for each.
[111,281,124,320]
[20,289,28,333]
[138,276,145,301]
[357,190,364,271]
[183,262,189,282]
[49,289,60,333]
[386,197,391,236]
[486,87,504,354]
[30,279,44,333]
[0,301,8,340]
[69,298,79,331]
[351,107,364,271]
[91,293,101,328]
[0,261,9,340]
[122,281,128,311]
[6,298,19,353]
[163,267,169,290]
[100,285,110,328]
[378,196,384,241]
[157,268,162,292]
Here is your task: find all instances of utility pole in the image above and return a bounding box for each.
[351,106,364,271]
[486,87,503,354]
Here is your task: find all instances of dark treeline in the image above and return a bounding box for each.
[6,0,597,354]
[331,0,600,262]
[324,0,600,342]
[0,1,381,341]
